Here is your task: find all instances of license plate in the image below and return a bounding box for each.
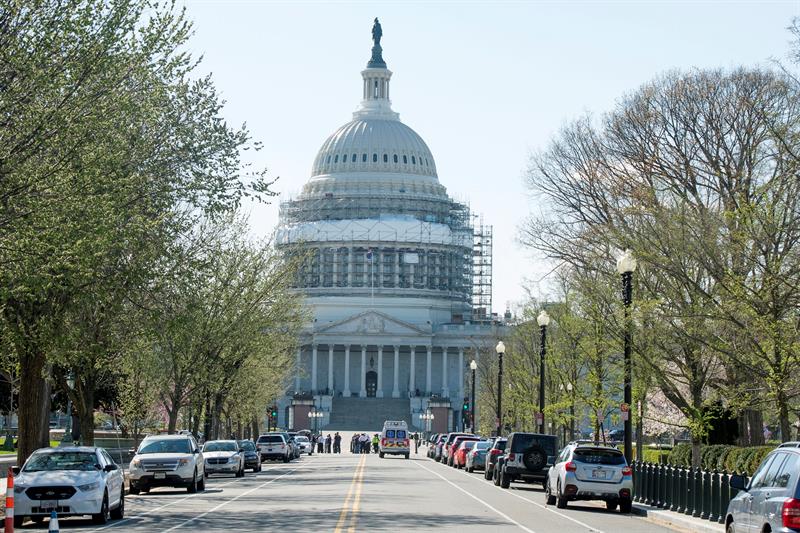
[267,448,273,452]
[154,472,166,479]
[591,470,607,479]
[40,500,57,510]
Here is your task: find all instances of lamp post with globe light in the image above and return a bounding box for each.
[616,249,637,464]
[307,407,323,434]
[469,360,477,432]
[537,311,550,434]
[60,370,76,446]
[495,341,505,437]
[419,411,434,436]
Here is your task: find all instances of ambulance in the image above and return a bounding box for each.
[379,420,410,459]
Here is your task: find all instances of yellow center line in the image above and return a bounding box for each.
[334,454,366,532]
[347,458,366,532]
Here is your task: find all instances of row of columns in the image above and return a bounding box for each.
[296,344,467,399]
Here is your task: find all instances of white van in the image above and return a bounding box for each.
[379,420,410,459]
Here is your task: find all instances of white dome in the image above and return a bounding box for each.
[311,118,437,179]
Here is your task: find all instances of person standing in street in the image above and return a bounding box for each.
[359,432,369,454]
[325,433,332,453]
[333,432,342,453]
[413,432,419,454]
[317,434,324,454]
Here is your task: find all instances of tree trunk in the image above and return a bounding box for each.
[211,392,224,440]
[737,409,764,446]
[76,383,95,445]
[777,388,791,442]
[251,416,259,440]
[166,398,180,434]
[203,393,212,442]
[17,349,50,464]
[691,438,702,469]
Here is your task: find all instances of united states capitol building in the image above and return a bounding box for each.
[274,20,505,433]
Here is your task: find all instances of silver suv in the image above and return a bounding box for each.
[725,442,800,533]
[545,442,633,513]
[128,434,205,494]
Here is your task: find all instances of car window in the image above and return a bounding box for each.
[101,450,115,466]
[475,442,491,450]
[757,453,788,488]
[573,448,626,465]
[24,452,99,472]
[495,440,507,451]
[510,434,557,454]
[239,441,256,451]
[396,430,406,439]
[462,441,476,450]
[749,455,777,489]
[257,436,284,444]
[139,438,192,454]
[774,453,800,489]
[386,430,396,438]
[203,441,238,452]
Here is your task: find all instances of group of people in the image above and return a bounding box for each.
[312,432,342,453]
[350,433,380,454]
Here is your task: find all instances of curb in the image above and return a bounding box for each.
[632,503,725,533]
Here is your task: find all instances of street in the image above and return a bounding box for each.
[22,441,687,532]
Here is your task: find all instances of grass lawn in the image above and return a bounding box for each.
[0,440,61,455]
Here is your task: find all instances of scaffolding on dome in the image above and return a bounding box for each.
[471,216,493,318]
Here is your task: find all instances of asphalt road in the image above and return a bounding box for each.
[16,439,687,532]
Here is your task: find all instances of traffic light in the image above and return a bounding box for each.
[271,407,278,418]
[462,398,469,412]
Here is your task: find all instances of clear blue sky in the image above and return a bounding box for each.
[180,0,799,313]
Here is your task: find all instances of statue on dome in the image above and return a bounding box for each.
[372,18,382,46]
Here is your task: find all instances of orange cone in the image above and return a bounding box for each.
[5,466,15,532]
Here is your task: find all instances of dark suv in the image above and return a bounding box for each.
[497,432,558,489]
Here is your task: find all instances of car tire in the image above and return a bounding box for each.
[467,465,474,473]
[129,484,141,495]
[236,465,245,478]
[484,468,492,480]
[110,489,125,519]
[204,471,210,478]
[500,470,511,489]
[726,521,736,533]
[404,453,409,459]
[619,499,632,514]
[556,481,568,509]
[13,516,23,528]
[92,492,110,524]
[379,452,384,458]
[283,454,290,463]
[545,479,556,505]
[187,471,198,493]
[522,445,548,471]
[493,468,501,486]
[606,500,618,512]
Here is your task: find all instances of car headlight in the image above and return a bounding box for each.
[14,484,26,494]
[130,458,141,469]
[177,458,191,466]
[78,481,100,492]
[227,456,238,463]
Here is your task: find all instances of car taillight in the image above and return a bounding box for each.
[279,444,285,449]
[381,438,386,446]
[404,439,409,446]
[508,453,515,461]
[490,449,502,455]
[565,461,577,472]
[622,466,632,476]
[783,498,800,529]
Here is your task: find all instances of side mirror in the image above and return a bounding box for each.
[239,449,245,453]
[11,466,20,475]
[730,474,748,491]
[103,464,118,472]
[193,448,200,454]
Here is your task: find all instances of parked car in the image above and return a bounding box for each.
[202,440,245,478]
[432,434,447,460]
[449,436,480,467]
[256,434,292,462]
[441,432,474,464]
[453,439,480,469]
[238,440,262,472]
[128,434,205,494]
[294,435,313,455]
[12,446,125,527]
[286,432,302,458]
[485,438,507,480]
[497,432,558,489]
[545,442,633,513]
[725,442,800,533]
[467,440,493,473]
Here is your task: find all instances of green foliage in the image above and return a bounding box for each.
[667,443,775,475]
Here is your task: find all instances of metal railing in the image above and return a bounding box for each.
[632,462,748,524]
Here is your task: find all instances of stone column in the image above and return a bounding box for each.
[311,344,318,393]
[409,346,416,395]
[458,347,464,401]
[332,249,338,287]
[360,345,367,398]
[295,346,302,391]
[328,344,334,394]
[392,346,400,398]
[426,346,432,395]
[343,345,351,397]
[441,346,449,397]
[377,345,384,398]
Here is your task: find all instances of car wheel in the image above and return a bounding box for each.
[619,499,632,514]
[500,470,511,489]
[13,516,24,528]
[545,479,556,505]
[187,470,198,493]
[726,521,736,533]
[467,465,474,473]
[92,492,110,524]
[556,481,568,509]
[404,453,409,459]
[236,465,245,478]
[204,471,209,478]
[485,468,491,480]
[129,484,141,495]
[198,476,206,491]
[606,500,618,512]
[283,454,290,463]
[493,468,501,486]
[142,485,151,494]
[110,488,125,519]
[379,452,384,458]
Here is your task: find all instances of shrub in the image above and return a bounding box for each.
[668,443,692,467]
[663,444,776,475]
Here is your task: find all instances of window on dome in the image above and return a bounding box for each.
[342,154,348,163]
[373,80,379,98]
[334,155,338,163]
[326,155,331,163]
[403,155,408,164]
[393,154,398,163]
[383,154,388,163]
[362,153,367,162]
[412,156,416,164]
[373,153,378,162]
[351,154,357,162]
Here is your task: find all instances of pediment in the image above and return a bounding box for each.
[316,311,428,336]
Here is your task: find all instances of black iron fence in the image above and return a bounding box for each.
[632,462,748,524]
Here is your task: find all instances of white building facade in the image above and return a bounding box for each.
[275,22,502,433]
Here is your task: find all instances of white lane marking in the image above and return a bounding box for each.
[414,461,537,533]
[449,460,607,533]
[95,462,301,531]
[163,458,319,531]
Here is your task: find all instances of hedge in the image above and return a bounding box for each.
[665,443,774,475]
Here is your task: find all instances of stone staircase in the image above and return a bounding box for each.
[325,397,419,431]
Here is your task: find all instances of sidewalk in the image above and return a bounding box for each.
[633,502,725,533]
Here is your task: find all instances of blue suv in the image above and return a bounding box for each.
[725,442,800,533]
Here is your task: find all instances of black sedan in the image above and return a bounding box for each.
[238,440,262,472]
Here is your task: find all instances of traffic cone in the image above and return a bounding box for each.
[4,466,15,532]
[48,510,59,532]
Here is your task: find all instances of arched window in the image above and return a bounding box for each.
[383,154,388,163]
[342,154,348,163]
[334,155,338,163]
[403,155,408,164]
[362,153,367,162]
[393,154,398,163]
[326,155,331,163]
[412,156,416,164]
[352,154,357,162]
[373,153,378,162]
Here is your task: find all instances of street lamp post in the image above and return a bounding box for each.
[307,408,323,433]
[537,311,550,434]
[469,360,477,432]
[60,370,76,446]
[419,411,434,436]
[495,341,505,437]
[616,249,637,465]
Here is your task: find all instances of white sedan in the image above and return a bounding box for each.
[12,446,125,528]
[202,440,245,477]
[294,436,313,455]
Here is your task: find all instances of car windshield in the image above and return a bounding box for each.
[203,441,237,452]
[511,434,556,454]
[294,436,309,443]
[257,436,283,444]
[25,451,98,472]
[138,438,193,454]
[461,441,476,450]
[495,440,507,451]
[475,442,492,450]
[573,449,626,465]
[238,441,255,451]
